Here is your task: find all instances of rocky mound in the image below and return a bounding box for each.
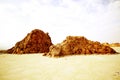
[7,29,52,54]
[44,36,116,57]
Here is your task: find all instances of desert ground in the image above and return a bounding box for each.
[0,47,120,80]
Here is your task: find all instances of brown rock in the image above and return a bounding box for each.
[45,36,116,57]
[7,29,52,54]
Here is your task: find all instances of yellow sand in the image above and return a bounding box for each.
[0,47,120,80]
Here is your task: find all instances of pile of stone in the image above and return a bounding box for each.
[0,29,117,56]
[44,36,116,57]
[7,29,52,54]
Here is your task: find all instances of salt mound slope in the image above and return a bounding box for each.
[7,29,52,54]
[45,36,116,57]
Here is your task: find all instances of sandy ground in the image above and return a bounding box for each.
[0,47,120,80]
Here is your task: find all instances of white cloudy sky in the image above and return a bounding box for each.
[0,0,120,49]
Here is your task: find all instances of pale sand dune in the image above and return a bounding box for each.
[0,48,120,80]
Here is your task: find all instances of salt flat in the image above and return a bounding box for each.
[0,47,120,80]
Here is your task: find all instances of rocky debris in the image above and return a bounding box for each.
[44,36,116,57]
[7,29,52,54]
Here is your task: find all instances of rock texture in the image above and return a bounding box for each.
[44,36,116,57]
[7,29,52,54]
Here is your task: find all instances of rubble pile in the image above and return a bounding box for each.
[7,29,52,54]
[44,36,116,57]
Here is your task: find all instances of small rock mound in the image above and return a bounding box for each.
[44,36,116,57]
[7,29,52,54]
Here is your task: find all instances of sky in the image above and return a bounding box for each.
[0,0,120,49]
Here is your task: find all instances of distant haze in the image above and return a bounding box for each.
[0,0,120,49]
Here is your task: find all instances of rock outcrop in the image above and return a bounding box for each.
[44,36,116,57]
[7,29,52,54]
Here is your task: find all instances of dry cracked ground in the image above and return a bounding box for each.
[0,47,120,80]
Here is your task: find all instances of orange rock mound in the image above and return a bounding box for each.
[44,36,116,57]
[7,29,52,54]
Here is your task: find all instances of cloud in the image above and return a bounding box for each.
[0,0,120,49]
